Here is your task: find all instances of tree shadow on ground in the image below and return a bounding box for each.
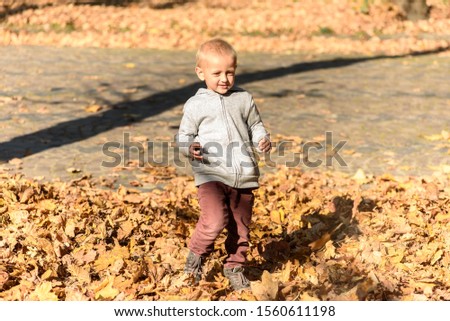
[0,46,448,162]
[245,194,398,300]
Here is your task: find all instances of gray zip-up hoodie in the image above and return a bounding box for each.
[177,87,269,188]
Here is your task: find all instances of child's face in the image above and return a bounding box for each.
[195,53,236,95]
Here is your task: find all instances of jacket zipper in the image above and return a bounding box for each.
[220,96,239,187]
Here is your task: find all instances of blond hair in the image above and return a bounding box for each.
[196,38,237,67]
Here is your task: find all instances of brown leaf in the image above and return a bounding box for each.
[250,270,279,301]
[308,222,343,251]
[430,249,443,266]
[41,269,57,280]
[118,220,134,240]
[38,199,57,212]
[68,264,91,284]
[280,261,292,283]
[187,289,203,301]
[64,219,76,238]
[123,194,145,204]
[29,282,59,301]
[82,250,98,264]
[84,104,103,113]
[356,278,377,300]
[9,210,29,225]
[0,270,9,290]
[20,187,35,203]
[94,277,120,300]
[129,180,143,187]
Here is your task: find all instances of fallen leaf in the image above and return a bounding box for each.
[250,270,279,301]
[68,264,91,284]
[95,277,120,300]
[84,104,103,113]
[270,209,284,224]
[117,220,134,240]
[441,130,449,140]
[20,187,34,203]
[123,194,145,204]
[8,158,23,166]
[430,249,443,266]
[352,168,367,184]
[0,271,9,289]
[29,282,59,301]
[308,223,343,251]
[9,210,29,225]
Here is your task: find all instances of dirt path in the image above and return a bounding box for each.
[1,46,449,190]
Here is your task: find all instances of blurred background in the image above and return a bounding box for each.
[1,0,449,55]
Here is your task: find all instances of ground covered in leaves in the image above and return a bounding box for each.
[1,165,449,301]
[1,0,450,55]
[1,0,450,302]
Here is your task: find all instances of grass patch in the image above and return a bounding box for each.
[313,26,336,37]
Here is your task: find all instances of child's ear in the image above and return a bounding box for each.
[195,66,205,81]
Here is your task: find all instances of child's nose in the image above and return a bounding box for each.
[219,73,228,82]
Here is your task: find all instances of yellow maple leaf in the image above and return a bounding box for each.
[20,187,35,203]
[270,209,283,224]
[39,199,57,212]
[8,210,29,225]
[41,269,56,280]
[113,275,133,291]
[117,220,134,240]
[95,277,120,300]
[84,104,103,113]
[250,270,279,301]
[323,241,336,260]
[94,242,129,272]
[94,255,115,272]
[68,264,91,284]
[64,219,77,238]
[29,281,58,301]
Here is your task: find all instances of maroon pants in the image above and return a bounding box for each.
[189,181,255,268]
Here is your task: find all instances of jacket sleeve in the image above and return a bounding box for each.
[176,102,198,157]
[247,97,270,150]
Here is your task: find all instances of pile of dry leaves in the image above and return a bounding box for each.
[1,0,450,55]
[1,164,449,301]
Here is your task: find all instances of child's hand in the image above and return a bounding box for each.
[189,142,203,161]
[258,137,271,153]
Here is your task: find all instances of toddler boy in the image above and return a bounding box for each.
[177,38,271,291]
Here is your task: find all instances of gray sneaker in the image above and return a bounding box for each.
[184,251,203,283]
[223,266,250,291]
